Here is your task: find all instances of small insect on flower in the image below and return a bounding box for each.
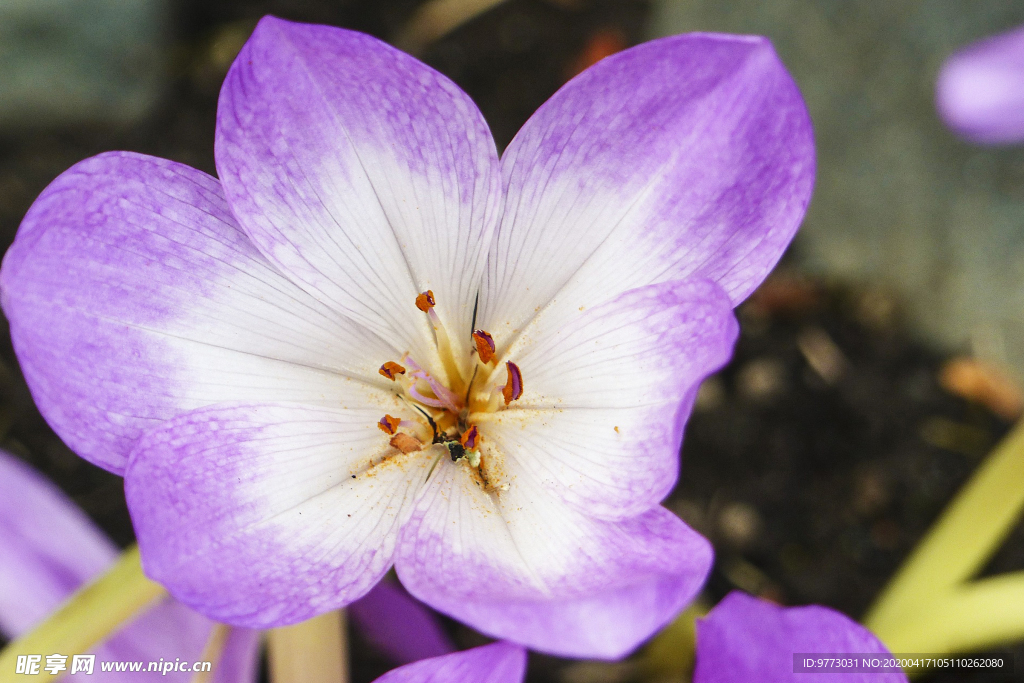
[0,15,812,659]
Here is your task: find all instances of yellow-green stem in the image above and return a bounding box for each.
[864,420,1024,653]
[267,610,348,683]
[394,0,508,53]
[879,571,1024,654]
[0,546,165,683]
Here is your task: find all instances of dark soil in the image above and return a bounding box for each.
[675,274,1024,683]
[0,1,1020,681]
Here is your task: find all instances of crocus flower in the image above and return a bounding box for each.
[936,25,1024,144]
[0,450,260,683]
[0,16,814,658]
[372,641,525,683]
[693,592,908,683]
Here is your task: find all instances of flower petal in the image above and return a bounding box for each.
[395,459,712,658]
[211,627,262,683]
[0,452,118,636]
[371,642,526,683]
[478,33,813,347]
[216,16,501,373]
[0,152,401,474]
[694,592,908,683]
[95,601,215,683]
[936,25,1024,144]
[349,580,456,665]
[0,451,252,683]
[481,279,737,518]
[125,402,432,627]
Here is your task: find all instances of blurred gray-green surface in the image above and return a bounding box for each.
[653,0,1024,380]
[0,0,166,127]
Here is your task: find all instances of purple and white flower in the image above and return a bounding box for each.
[0,16,814,658]
[694,592,908,682]
[937,25,1024,144]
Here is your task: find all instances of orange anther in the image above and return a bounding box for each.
[378,415,401,435]
[502,361,523,405]
[460,425,479,450]
[473,330,496,364]
[379,361,406,380]
[415,290,436,312]
[390,433,422,454]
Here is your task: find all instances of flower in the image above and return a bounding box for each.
[937,25,1024,144]
[0,449,453,678]
[349,580,455,665]
[369,592,907,683]
[693,592,908,683]
[0,16,814,658]
[0,450,260,683]
[371,642,525,683]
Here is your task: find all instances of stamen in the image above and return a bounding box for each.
[502,361,524,405]
[472,330,496,364]
[460,425,479,450]
[415,290,436,312]
[379,361,406,380]
[390,433,422,454]
[413,291,464,392]
[378,414,401,435]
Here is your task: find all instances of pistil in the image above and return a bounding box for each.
[403,356,463,413]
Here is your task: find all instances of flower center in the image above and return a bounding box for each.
[376,291,523,475]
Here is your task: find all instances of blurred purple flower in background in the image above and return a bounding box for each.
[693,592,908,683]
[0,450,259,683]
[0,16,813,658]
[363,592,909,683]
[349,581,455,666]
[371,642,525,683]
[937,25,1024,144]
